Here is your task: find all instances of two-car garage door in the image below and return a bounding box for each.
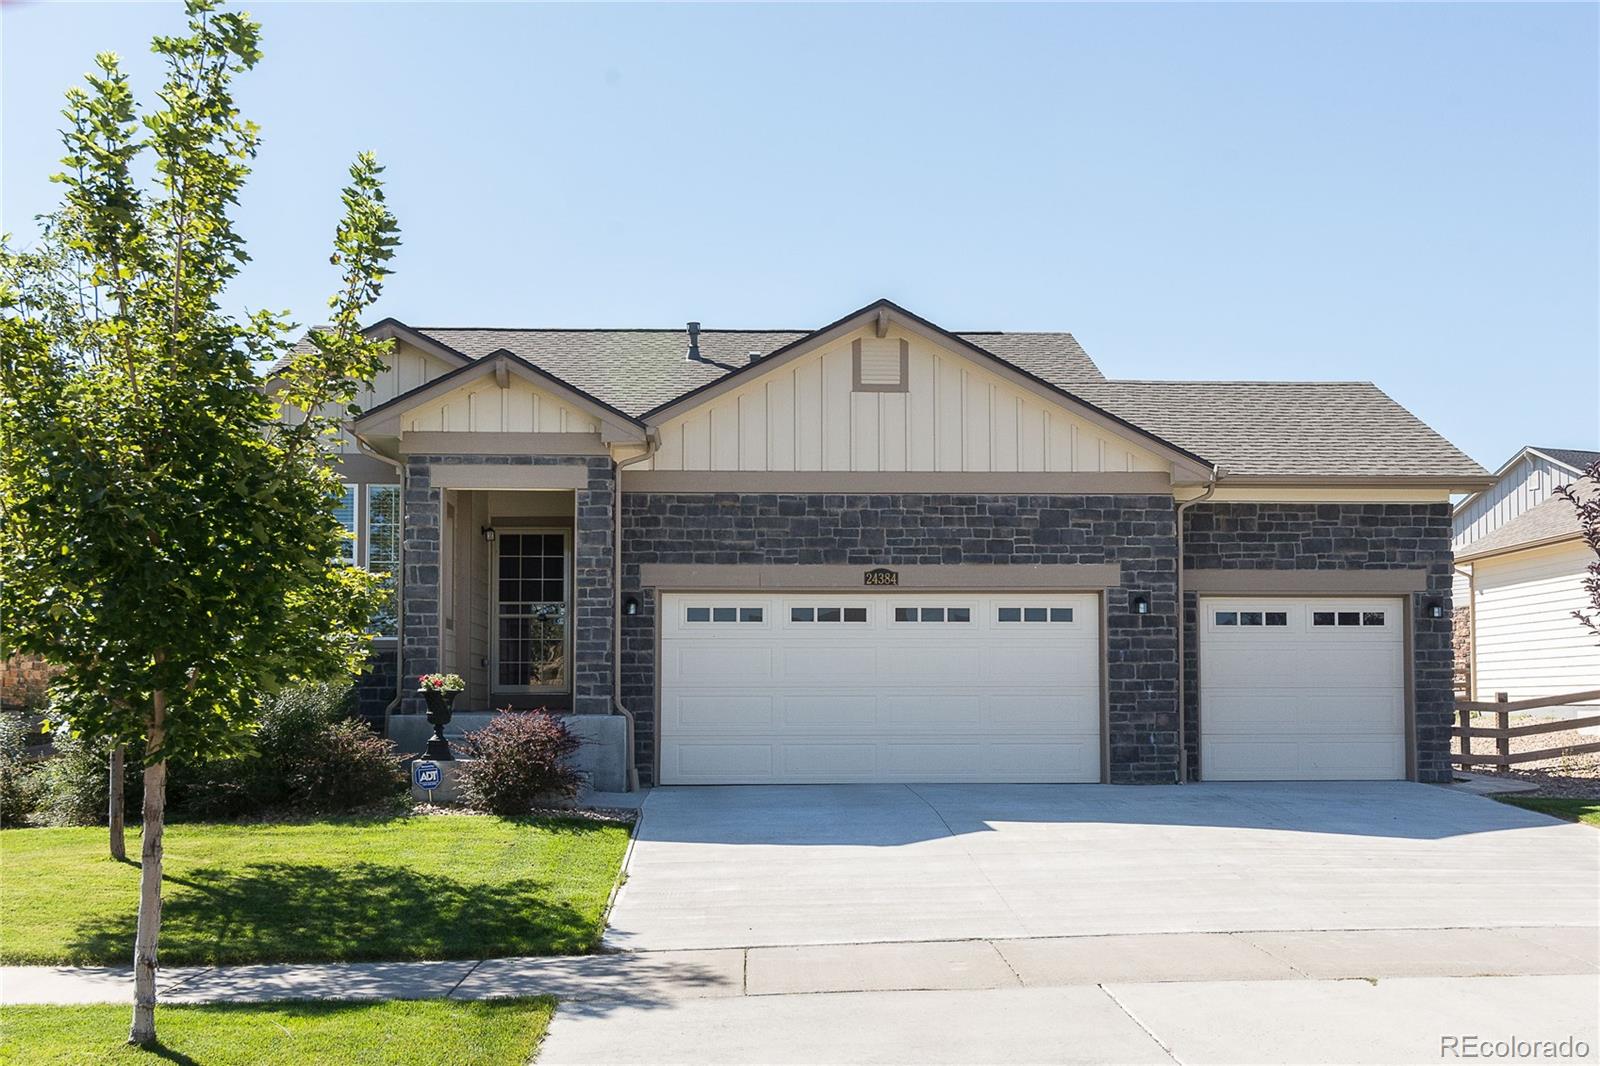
[658,593,1101,785]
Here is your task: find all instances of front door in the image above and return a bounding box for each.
[490,529,571,697]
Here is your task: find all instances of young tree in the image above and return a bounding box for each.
[0,0,399,1045]
[1555,458,1600,643]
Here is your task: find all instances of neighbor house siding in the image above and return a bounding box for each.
[620,492,1181,786]
[1453,452,1579,549]
[1181,503,1455,783]
[1471,540,1600,707]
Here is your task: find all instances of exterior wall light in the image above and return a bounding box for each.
[624,596,641,616]
[1132,594,1151,616]
[1425,599,1444,620]
[481,526,497,543]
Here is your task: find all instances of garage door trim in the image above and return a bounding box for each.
[650,586,1110,785]
[1195,592,1415,781]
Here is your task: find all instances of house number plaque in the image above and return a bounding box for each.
[863,567,899,587]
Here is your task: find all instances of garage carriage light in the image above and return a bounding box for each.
[1424,599,1444,620]
[481,526,497,543]
[1132,594,1150,616]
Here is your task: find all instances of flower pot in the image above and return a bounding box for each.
[422,689,458,759]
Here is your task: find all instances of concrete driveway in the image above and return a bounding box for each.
[606,781,1600,950]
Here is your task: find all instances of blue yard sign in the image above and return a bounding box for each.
[413,760,442,791]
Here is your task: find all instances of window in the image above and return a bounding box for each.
[494,531,567,690]
[1240,611,1264,626]
[893,606,971,623]
[1001,606,1075,623]
[688,605,761,623]
[1314,609,1384,628]
[1265,612,1288,627]
[1337,612,1361,627]
[792,606,866,623]
[1215,611,1238,626]
[365,485,400,638]
[1313,612,1335,627]
[334,485,357,565]
[1362,612,1385,627]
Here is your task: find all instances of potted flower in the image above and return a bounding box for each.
[418,673,465,759]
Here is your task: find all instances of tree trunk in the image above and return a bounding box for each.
[109,744,126,861]
[128,694,167,1046]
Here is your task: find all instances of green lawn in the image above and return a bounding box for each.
[1494,795,1600,826]
[0,998,554,1066]
[0,815,630,965]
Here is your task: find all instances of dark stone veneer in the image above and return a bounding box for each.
[620,492,1181,787]
[1180,503,1455,784]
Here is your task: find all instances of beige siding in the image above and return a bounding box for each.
[1454,452,1582,549]
[646,327,1166,474]
[1472,540,1600,706]
[401,377,601,435]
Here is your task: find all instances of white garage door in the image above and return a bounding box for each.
[659,592,1101,784]
[1199,597,1407,781]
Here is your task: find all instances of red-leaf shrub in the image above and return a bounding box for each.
[458,710,581,814]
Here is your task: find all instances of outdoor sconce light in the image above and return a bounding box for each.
[1425,599,1444,620]
[624,596,641,617]
[481,526,497,543]
[1132,594,1151,616]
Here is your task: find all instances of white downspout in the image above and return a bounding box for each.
[355,433,406,739]
[612,430,660,792]
[1174,464,1224,784]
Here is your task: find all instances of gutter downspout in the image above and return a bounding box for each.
[355,433,405,740]
[612,430,660,792]
[1174,464,1224,784]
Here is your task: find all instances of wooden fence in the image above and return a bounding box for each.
[1452,689,1600,769]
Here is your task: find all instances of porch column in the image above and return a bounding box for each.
[401,457,442,714]
[572,456,616,715]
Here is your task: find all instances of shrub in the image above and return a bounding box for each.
[458,710,581,815]
[0,713,41,826]
[287,718,405,812]
[32,729,117,827]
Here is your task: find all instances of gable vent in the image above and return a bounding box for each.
[852,337,908,392]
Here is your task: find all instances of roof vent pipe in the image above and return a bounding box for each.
[747,350,761,365]
[685,321,701,362]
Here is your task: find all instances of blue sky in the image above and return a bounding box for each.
[3,2,1596,470]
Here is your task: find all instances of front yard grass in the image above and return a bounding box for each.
[1494,795,1600,826]
[0,814,630,965]
[0,997,554,1066]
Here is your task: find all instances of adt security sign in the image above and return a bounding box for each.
[413,760,442,792]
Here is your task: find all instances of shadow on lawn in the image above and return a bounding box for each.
[67,860,602,966]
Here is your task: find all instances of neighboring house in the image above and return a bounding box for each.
[271,299,1489,787]
[1452,446,1600,711]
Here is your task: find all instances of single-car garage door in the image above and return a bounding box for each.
[658,592,1101,784]
[1199,596,1407,781]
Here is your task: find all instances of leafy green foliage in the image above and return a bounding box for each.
[1,999,556,1066]
[0,0,401,767]
[0,817,632,964]
[459,711,583,815]
[0,713,42,826]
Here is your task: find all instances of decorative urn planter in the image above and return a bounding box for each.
[418,675,465,760]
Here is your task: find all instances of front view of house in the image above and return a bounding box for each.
[278,299,1489,787]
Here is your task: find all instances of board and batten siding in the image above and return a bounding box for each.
[1454,452,1583,548]
[1471,540,1600,706]
[645,329,1165,474]
[400,376,601,435]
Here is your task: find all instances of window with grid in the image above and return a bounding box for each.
[365,485,400,638]
[495,531,568,690]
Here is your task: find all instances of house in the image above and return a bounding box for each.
[275,298,1490,788]
[1452,446,1600,712]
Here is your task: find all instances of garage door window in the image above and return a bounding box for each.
[893,607,971,623]
[791,606,869,623]
[1313,610,1384,627]
[686,606,764,623]
[1216,610,1288,627]
[998,607,1074,623]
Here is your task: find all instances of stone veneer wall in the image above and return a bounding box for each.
[401,455,615,716]
[620,493,1181,786]
[1180,503,1455,783]
[352,642,399,728]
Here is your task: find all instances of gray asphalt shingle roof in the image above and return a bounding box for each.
[1456,495,1585,561]
[1069,380,1487,480]
[275,319,1487,481]
[1535,447,1600,474]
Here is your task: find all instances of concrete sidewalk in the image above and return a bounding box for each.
[5,925,1595,1006]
